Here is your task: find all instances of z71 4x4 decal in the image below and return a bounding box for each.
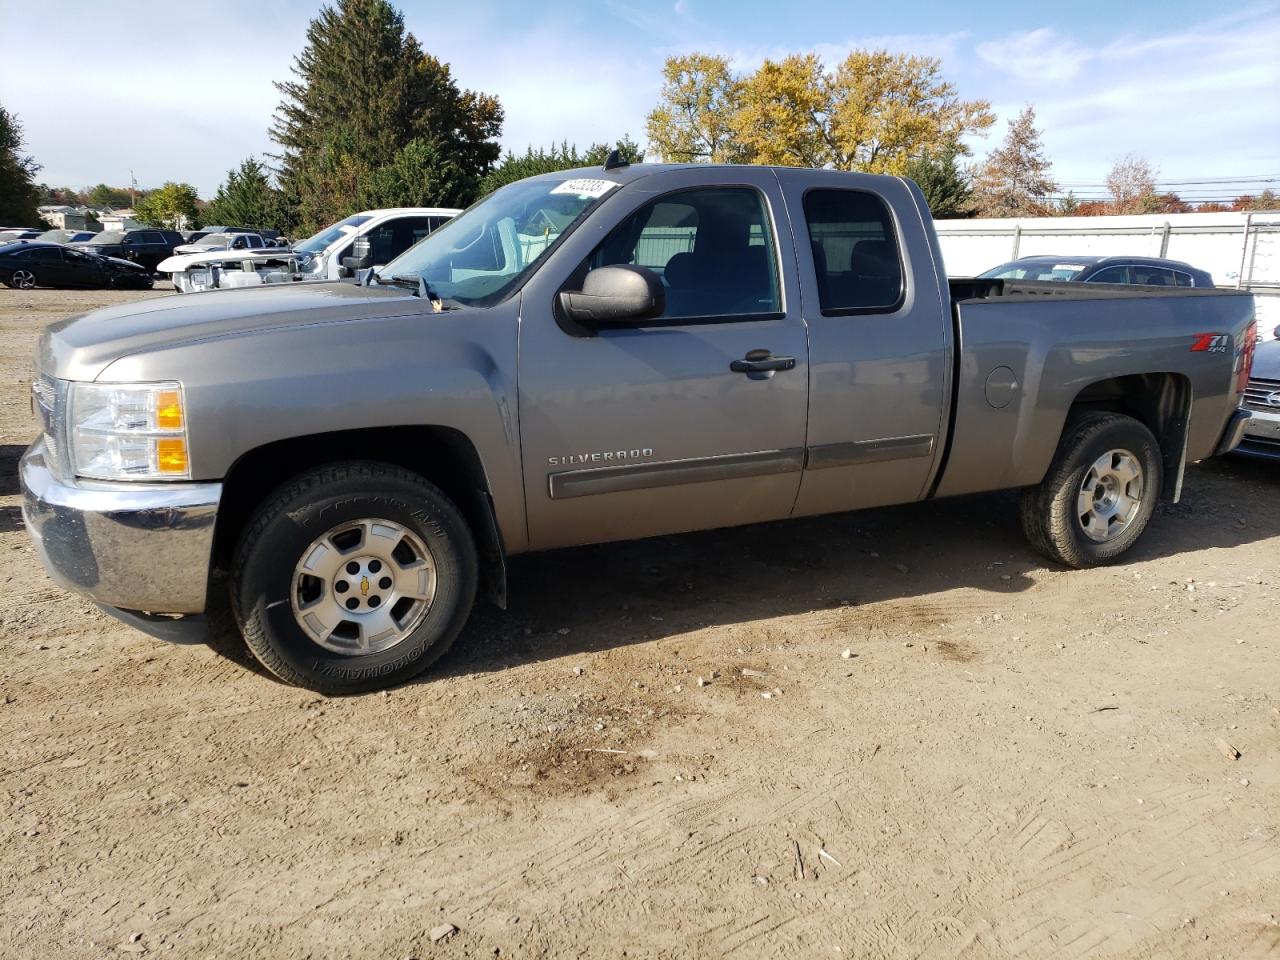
[1190,333,1230,353]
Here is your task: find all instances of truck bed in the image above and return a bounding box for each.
[935,279,1256,500]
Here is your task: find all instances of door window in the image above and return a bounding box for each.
[1172,271,1193,287]
[583,187,781,322]
[1087,265,1130,284]
[803,190,903,314]
[1132,265,1175,286]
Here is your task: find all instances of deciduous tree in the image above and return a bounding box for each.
[973,106,1057,217]
[134,182,201,230]
[1105,154,1158,214]
[645,54,742,162]
[0,103,42,226]
[645,49,993,173]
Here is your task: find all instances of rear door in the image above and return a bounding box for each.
[775,173,952,514]
[517,168,810,550]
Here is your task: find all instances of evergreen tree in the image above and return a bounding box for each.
[478,137,643,196]
[205,157,283,230]
[270,0,502,231]
[0,103,42,225]
[903,146,974,219]
[973,106,1057,217]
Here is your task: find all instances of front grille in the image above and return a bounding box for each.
[32,374,69,478]
[1243,376,1280,412]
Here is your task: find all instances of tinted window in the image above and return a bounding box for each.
[139,231,165,244]
[1172,271,1193,287]
[803,190,903,313]
[1087,265,1130,284]
[1132,265,1175,286]
[585,187,780,321]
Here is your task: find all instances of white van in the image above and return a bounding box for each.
[294,207,461,280]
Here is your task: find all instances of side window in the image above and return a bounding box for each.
[247,235,263,248]
[428,216,451,233]
[587,187,781,321]
[1172,271,1193,287]
[803,190,903,314]
[364,224,394,264]
[140,231,165,244]
[1087,265,1130,284]
[1132,266,1174,286]
[389,217,435,259]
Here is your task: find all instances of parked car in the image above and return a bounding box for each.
[157,248,304,293]
[0,228,42,244]
[33,229,98,244]
[0,241,153,289]
[70,228,185,272]
[1237,329,1280,460]
[173,232,266,256]
[292,207,460,280]
[978,255,1215,287]
[184,225,257,243]
[19,163,1257,692]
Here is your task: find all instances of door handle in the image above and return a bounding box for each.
[730,354,796,374]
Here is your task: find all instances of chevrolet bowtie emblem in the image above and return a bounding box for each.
[360,576,370,596]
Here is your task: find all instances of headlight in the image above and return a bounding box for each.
[69,381,190,481]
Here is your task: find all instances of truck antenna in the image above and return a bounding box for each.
[603,149,629,171]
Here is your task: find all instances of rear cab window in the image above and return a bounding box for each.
[803,190,904,314]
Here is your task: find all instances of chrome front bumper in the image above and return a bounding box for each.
[1236,405,1280,459]
[19,439,222,614]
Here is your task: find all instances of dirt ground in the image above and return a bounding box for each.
[1,285,1278,960]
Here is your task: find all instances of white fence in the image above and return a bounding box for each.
[933,210,1280,337]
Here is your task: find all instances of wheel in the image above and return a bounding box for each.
[231,461,478,693]
[1020,412,1162,568]
[8,269,36,289]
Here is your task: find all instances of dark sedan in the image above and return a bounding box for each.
[979,255,1215,288]
[0,242,154,290]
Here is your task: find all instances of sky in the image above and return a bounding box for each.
[3,0,1278,202]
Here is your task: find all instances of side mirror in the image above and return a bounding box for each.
[1273,324,1280,341]
[341,236,373,275]
[559,265,666,326]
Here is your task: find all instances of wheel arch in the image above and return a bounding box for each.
[213,425,507,608]
[1064,371,1191,501]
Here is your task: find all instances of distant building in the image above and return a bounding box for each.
[97,209,144,232]
[37,205,93,230]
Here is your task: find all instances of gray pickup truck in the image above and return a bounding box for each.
[21,162,1259,692]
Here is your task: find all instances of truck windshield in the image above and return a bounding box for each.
[294,215,372,255]
[379,177,614,307]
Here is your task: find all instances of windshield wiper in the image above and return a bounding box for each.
[371,272,456,311]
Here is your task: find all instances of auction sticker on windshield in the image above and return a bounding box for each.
[550,179,618,199]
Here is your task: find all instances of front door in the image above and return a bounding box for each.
[518,170,810,550]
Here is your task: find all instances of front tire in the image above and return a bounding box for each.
[1021,412,1162,568]
[231,461,478,693]
[8,269,36,289]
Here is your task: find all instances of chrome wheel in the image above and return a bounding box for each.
[11,269,35,289]
[1077,449,1144,543]
[290,518,437,655]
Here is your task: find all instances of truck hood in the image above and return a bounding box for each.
[38,280,425,382]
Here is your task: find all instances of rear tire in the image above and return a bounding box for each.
[230,460,478,693]
[1020,412,1162,568]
